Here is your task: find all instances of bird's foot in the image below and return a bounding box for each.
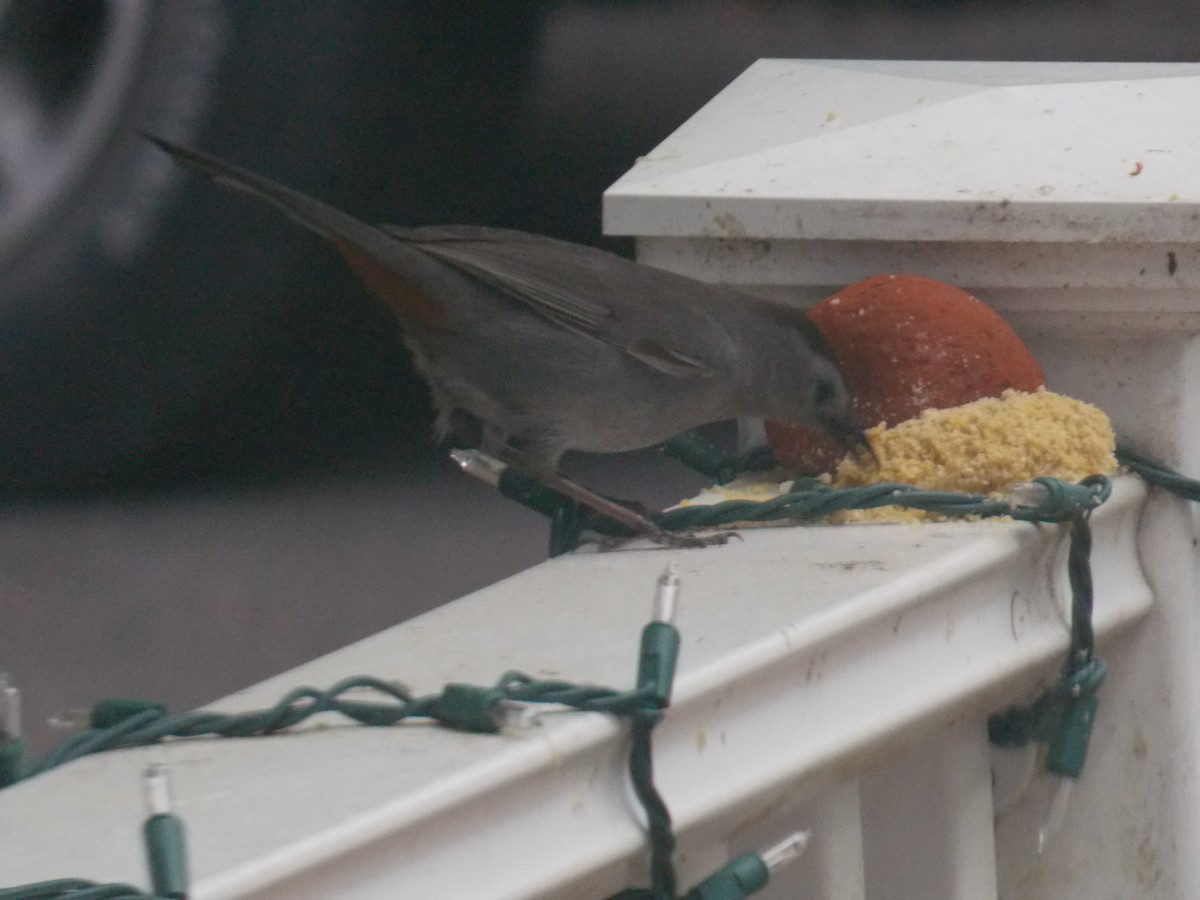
[595,528,737,551]
[605,496,650,518]
[652,528,732,549]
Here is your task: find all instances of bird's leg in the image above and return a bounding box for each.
[492,445,727,550]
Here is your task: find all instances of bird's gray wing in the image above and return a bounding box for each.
[382,224,720,378]
[146,137,741,378]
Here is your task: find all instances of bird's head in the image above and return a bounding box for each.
[754,306,874,463]
[804,351,875,461]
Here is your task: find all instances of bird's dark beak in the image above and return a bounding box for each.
[825,416,878,467]
[854,430,879,467]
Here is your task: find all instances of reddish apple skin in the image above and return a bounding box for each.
[767,274,1045,473]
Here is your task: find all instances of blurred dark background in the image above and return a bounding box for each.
[1,0,1196,747]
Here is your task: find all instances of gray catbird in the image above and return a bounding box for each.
[147,135,865,546]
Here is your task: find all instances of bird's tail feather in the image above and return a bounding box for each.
[143,132,381,249]
[143,132,446,329]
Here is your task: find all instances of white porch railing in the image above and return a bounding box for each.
[0,478,1151,898]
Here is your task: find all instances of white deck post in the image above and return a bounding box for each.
[860,722,997,899]
[606,60,1200,898]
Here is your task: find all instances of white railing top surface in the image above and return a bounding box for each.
[604,60,1200,244]
[0,477,1150,898]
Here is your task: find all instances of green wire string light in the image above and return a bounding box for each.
[7,437,1200,897]
[1115,445,1200,500]
[454,437,1112,556]
[1,566,800,900]
[0,763,187,900]
[6,675,661,783]
[454,432,1200,854]
[141,763,188,899]
[0,879,154,899]
[988,499,1106,821]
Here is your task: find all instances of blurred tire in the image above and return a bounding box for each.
[0,0,387,496]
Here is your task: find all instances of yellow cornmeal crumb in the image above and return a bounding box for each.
[672,389,1116,525]
[676,476,793,507]
[832,388,1117,522]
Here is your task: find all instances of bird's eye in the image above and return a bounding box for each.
[813,378,837,405]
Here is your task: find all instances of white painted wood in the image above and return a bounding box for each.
[0,481,1149,898]
[605,59,1200,900]
[754,779,867,899]
[860,722,997,900]
[606,60,1200,244]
